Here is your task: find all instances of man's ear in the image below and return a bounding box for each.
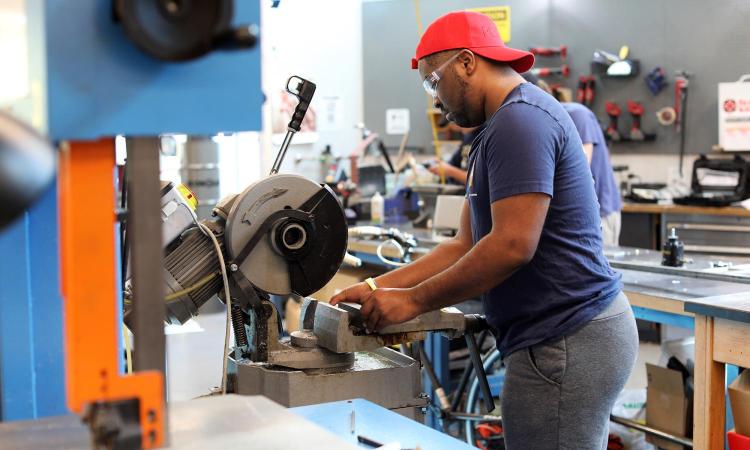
[458,50,478,76]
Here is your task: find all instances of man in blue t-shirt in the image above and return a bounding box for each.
[523,74,624,246]
[563,103,623,246]
[332,11,638,450]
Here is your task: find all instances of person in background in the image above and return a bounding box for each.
[524,73,623,246]
[427,123,486,185]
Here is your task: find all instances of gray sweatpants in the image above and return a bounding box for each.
[501,292,638,450]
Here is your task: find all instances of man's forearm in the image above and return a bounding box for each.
[375,238,471,289]
[412,233,528,311]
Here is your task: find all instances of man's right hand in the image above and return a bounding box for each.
[330,281,373,306]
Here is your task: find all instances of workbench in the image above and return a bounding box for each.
[686,294,750,449]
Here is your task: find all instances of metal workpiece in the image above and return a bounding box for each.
[313,302,467,354]
[290,329,319,348]
[233,348,428,418]
[300,297,319,330]
[313,301,425,354]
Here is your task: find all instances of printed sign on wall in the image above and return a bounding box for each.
[719,75,750,152]
[467,6,511,43]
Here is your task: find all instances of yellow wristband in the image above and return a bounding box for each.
[365,277,378,291]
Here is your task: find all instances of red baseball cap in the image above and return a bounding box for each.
[411,11,534,73]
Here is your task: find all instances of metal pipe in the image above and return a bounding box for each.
[610,415,693,447]
[269,130,295,175]
[447,411,502,423]
[418,343,450,411]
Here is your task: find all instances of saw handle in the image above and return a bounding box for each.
[270,76,317,175]
[285,76,317,132]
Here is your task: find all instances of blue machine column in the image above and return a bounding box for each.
[0,183,66,420]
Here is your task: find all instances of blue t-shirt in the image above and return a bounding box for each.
[466,83,622,356]
[562,103,622,217]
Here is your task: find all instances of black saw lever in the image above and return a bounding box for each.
[464,314,496,413]
[270,76,317,175]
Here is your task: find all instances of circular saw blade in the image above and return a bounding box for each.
[225,174,346,296]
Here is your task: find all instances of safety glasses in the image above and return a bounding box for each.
[422,50,468,97]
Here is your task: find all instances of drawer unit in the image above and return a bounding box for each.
[663,213,750,255]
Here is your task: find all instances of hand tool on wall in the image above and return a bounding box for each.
[627,100,645,141]
[529,45,567,59]
[531,64,570,78]
[645,67,669,95]
[591,47,639,78]
[674,71,692,176]
[585,76,596,106]
[577,76,596,106]
[605,101,622,141]
[577,76,587,103]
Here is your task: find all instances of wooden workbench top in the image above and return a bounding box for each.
[685,292,750,323]
[622,202,750,217]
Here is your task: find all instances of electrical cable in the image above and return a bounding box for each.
[376,238,408,267]
[163,272,220,302]
[196,222,232,394]
[123,271,219,306]
[122,325,133,375]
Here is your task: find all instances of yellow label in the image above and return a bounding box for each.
[176,184,198,211]
[467,6,511,43]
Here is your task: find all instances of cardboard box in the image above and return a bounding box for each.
[646,363,692,450]
[730,370,750,437]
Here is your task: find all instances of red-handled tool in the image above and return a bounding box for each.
[605,101,622,141]
[531,64,570,78]
[577,76,596,106]
[529,45,568,59]
[577,76,587,103]
[585,76,596,106]
[674,71,691,176]
[627,100,645,141]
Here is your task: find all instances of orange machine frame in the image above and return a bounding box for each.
[59,139,165,448]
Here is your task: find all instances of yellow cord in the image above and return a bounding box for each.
[413,0,446,185]
[164,272,219,302]
[123,325,133,375]
[123,271,219,307]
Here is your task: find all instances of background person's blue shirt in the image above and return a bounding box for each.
[562,102,622,218]
[466,83,621,356]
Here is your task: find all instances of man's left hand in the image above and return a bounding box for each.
[359,288,424,332]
